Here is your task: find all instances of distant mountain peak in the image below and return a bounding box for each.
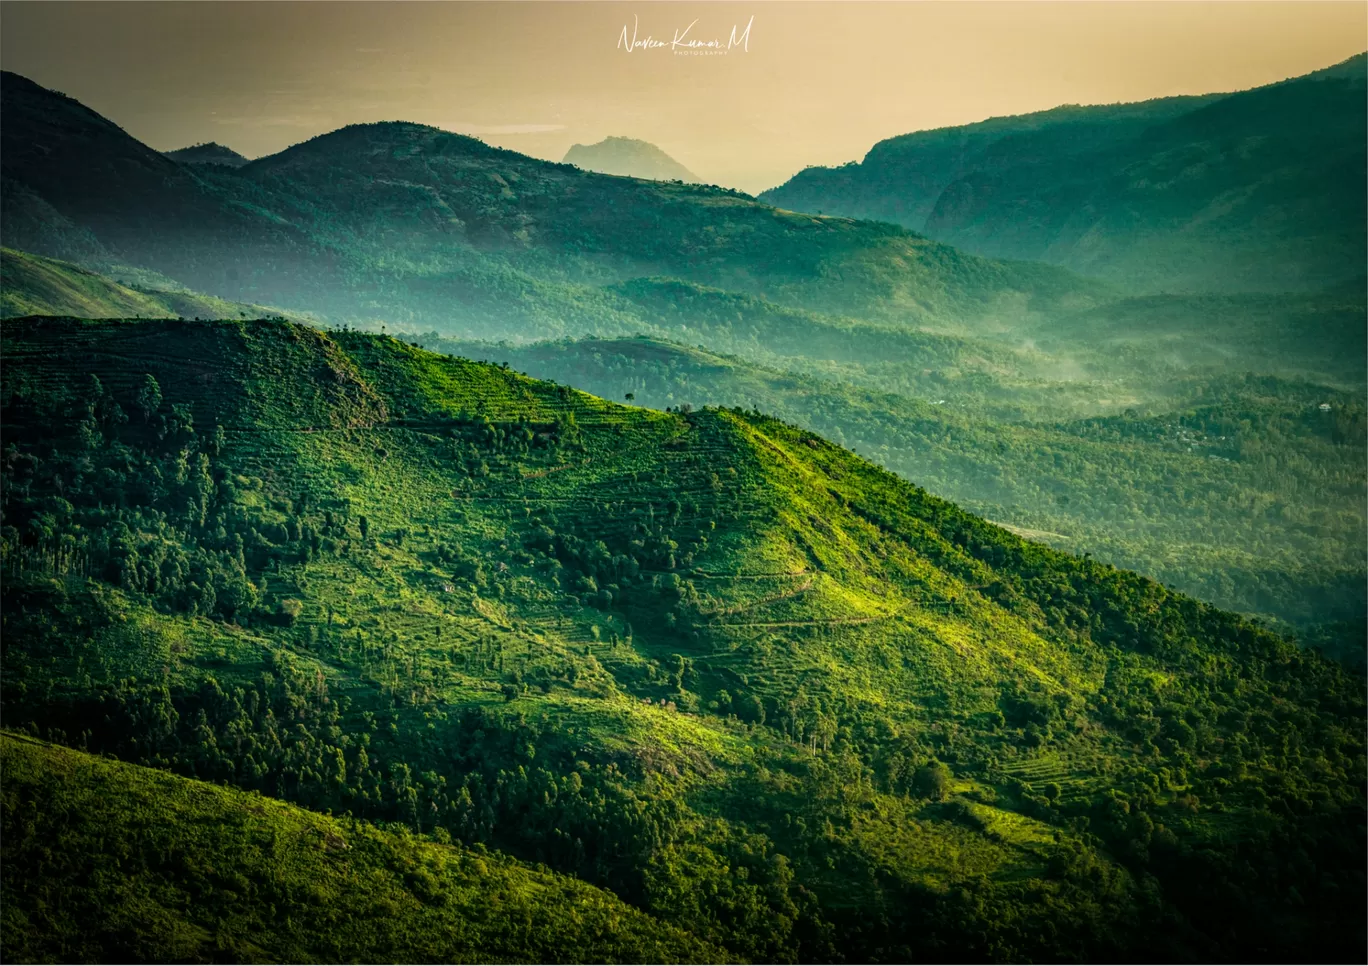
[164,142,251,168]
[564,137,698,183]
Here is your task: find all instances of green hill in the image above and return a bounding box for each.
[3,316,1363,962]
[0,247,299,322]
[12,251,1361,660]
[419,333,1367,653]
[761,54,1368,294]
[0,733,723,964]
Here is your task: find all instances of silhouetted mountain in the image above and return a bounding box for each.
[564,136,699,182]
[761,54,1368,293]
[0,71,318,289]
[164,141,251,167]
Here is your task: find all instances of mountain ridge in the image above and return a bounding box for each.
[760,53,1368,293]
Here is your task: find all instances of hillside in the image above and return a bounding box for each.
[0,247,299,321]
[0,70,1105,338]
[0,733,723,963]
[761,54,1368,293]
[165,141,252,168]
[421,333,1367,651]
[15,252,1362,659]
[2,316,1363,962]
[565,137,699,182]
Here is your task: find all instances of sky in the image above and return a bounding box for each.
[1,1,1364,193]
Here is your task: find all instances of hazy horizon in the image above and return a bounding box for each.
[1,1,1364,192]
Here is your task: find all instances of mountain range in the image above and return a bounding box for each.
[0,69,1095,341]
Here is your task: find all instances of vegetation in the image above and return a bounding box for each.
[2,316,1363,962]
[1,56,1364,964]
[420,334,1366,664]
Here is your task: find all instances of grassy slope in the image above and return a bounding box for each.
[0,733,723,964]
[0,247,298,322]
[2,316,1363,962]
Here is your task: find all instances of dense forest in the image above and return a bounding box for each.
[2,317,1363,962]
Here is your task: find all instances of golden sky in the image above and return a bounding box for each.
[2,1,1364,192]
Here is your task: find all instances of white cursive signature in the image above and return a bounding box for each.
[617,14,753,54]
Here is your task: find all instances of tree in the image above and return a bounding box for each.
[136,374,163,423]
[736,693,766,725]
[913,760,951,801]
[217,574,259,623]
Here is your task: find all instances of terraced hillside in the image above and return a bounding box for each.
[2,316,1363,962]
[423,333,1367,651]
[0,733,723,964]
